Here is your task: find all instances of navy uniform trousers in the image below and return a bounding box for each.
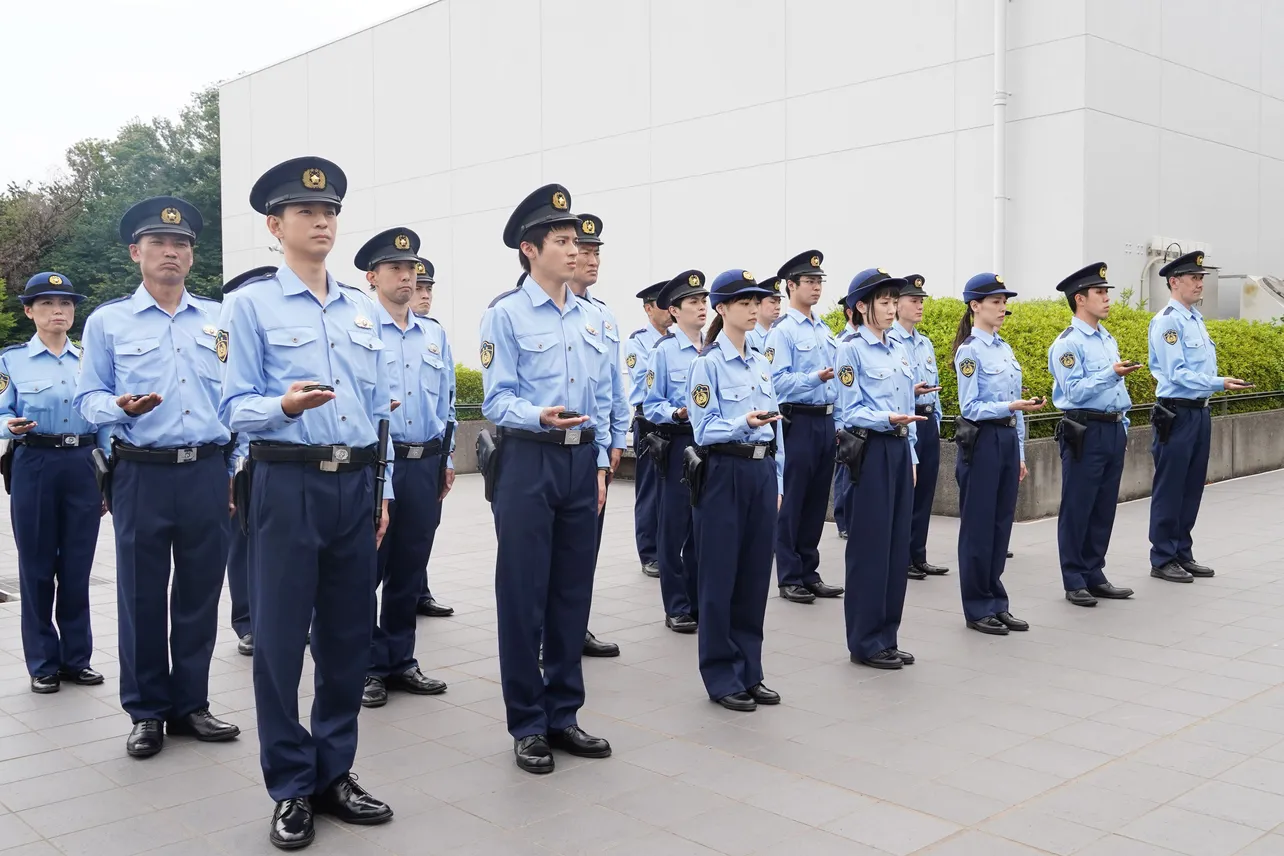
[226,521,251,640]
[910,417,941,565]
[493,438,597,739]
[776,411,834,587]
[373,453,443,676]
[955,424,1019,622]
[113,455,227,722]
[1058,420,1126,590]
[831,462,848,534]
[633,432,659,564]
[657,434,699,618]
[692,455,776,700]
[1149,406,1211,569]
[250,462,376,801]
[13,445,101,678]
[843,435,912,659]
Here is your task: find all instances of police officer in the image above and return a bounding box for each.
[830,290,862,541]
[354,228,452,709]
[644,270,709,633]
[1049,263,1139,606]
[745,276,782,354]
[888,274,949,580]
[221,158,396,848]
[1,273,108,694]
[481,183,612,776]
[74,196,240,757]
[765,250,844,603]
[1147,251,1250,582]
[835,270,924,669]
[687,269,784,711]
[950,273,1043,635]
[625,281,670,579]
[411,257,436,319]
[568,213,623,658]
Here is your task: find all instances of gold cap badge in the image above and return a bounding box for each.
[688,274,700,287]
[48,274,63,286]
[552,191,568,210]
[810,255,820,268]
[915,277,924,287]
[394,234,411,251]
[582,220,596,235]
[415,262,426,275]
[303,168,327,190]
[995,274,1004,283]
[1196,253,1204,266]
[1099,266,1107,278]
[742,271,754,281]
[160,208,182,225]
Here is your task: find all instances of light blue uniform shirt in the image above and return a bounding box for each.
[625,325,663,409]
[479,276,611,469]
[74,284,231,455]
[835,326,918,465]
[954,327,1026,462]
[0,337,108,451]
[376,302,456,468]
[888,320,942,428]
[218,265,396,497]
[216,282,260,466]
[1048,316,1132,427]
[643,330,703,425]
[746,322,771,354]
[583,290,629,450]
[1148,298,1224,399]
[763,307,838,405]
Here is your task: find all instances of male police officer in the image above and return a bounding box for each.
[75,196,239,757]
[1049,263,1139,606]
[1147,251,1251,583]
[482,184,613,775]
[221,157,396,849]
[625,281,670,578]
[765,250,844,603]
[411,257,435,319]
[745,276,782,354]
[356,228,452,708]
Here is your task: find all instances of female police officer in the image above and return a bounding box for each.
[834,270,925,669]
[686,270,783,711]
[950,273,1043,635]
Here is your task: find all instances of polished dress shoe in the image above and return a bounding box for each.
[1006,550,1014,558]
[1066,589,1098,607]
[1088,583,1134,599]
[806,580,844,598]
[913,561,951,576]
[837,529,848,540]
[716,692,757,712]
[747,683,781,704]
[1151,562,1193,583]
[387,666,447,695]
[514,735,554,773]
[361,676,388,708]
[270,797,314,850]
[127,719,164,757]
[582,631,620,657]
[996,612,1029,632]
[416,597,454,617]
[167,708,240,742]
[666,614,698,633]
[907,565,927,581]
[30,675,60,694]
[967,616,1009,636]
[854,649,903,670]
[57,666,103,685]
[641,561,660,578]
[238,634,255,656]
[779,585,817,604]
[548,725,612,758]
[313,774,392,825]
[1178,560,1214,578]
[893,649,915,665]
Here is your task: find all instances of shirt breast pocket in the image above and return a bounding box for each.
[722,383,752,418]
[264,326,318,379]
[421,352,445,395]
[1085,359,1110,372]
[864,366,895,389]
[193,335,222,380]
[668,369,689,403]
[115,336,163,387]
[794,340,816,369]
[15,379,54,418]
[516,331,563,382]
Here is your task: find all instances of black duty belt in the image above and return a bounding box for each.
[782,403,834,416]
[845,424,909,439]
[1159,397,1210,410]
[249,442,378,472]
[977,416,1018,428]
[21,433,96,449]
[497,426,596,447]
[915,403,936,417]
[706,442,775,460]
[1066,409,1125,423]
[393,439,443,460]
[650,422,694,437]
[114,442,228,464]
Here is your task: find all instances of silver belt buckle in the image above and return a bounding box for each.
[406,445,424,460]
[922,404,935,414]
[62,434,79,447]
[895,425,908,438]
[320,445,351,472]
[563,430,582,446]
[752,445,766,460]
[175,447,198,463]
[824,405,834,415]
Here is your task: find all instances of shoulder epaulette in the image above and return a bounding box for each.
[1162,306,1174,316]
[656,332,676,343]
[87,294,131,316]
[487,287,522,310]
[0,343,25,356]
[1058,326,1073,340]
[962,335,975,345]
[628,327,647,340]
[422,315,442,328]
[699,342,719,356]
[230,272,277,293]
[770,316,787,329]
[338,281,365,294]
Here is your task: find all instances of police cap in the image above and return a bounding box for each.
[249,156,347,215]
[118,196,203,245]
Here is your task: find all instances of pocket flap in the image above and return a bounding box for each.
[16,379,53,394]
[265,327,318,348]
[723,384,750,402]
[422,353,445,370]
[517,332,559,353]
[120,337,160,356]
[347,331,384,351]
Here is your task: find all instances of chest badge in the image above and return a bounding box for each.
[838,365,855,387]
[354,316,373,330]
[761,373,769,382]
[764,347,775,364]
[586,324,597,336]
[215,330,229,363]
[604,322,613,332]
[1059,352,1076,369]
[202,324,217,336]
[1163,329,1179,346]
[427,343,440,355]
[960,358,977,378]
[480,341,495,369]
[692,384,710,408]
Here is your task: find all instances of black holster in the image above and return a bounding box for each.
[954,417,980,465]
[476,429,499,503]
[0,443,13,496]
[1151,402,1176,444]
[642,431,672,478]
[1056,416,1088,462]
[233,459,252,534]
[835,427,870,485]
[681,445,708,507]
[92,447,114,512]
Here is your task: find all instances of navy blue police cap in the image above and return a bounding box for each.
[249,156,347,215]
[778,249,825,281]
[21,271,84,304]
[503,183,579,249]
[415,257,435,284]
[575,213,603,245]
[899,273,927,298]
[1159,250,1216,278]
[118,195,203,246]
[354,227,421,271]
[221,266,277,295]
[709,269,775,306]
[657,270,708,310]
[1056,262,1112,297]
[636,280,667,302]
[844,268,906,308]
[962,272,1018,303]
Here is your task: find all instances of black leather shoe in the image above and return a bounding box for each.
[893,649,915,666]
[1066,589,1098,607]
[361,676,388,708]
[387,667,447,695]
[837,529,848,540]
[1088,583,1135,599]
[57,667,103,686]
[1007,551,1014,558]
[641,561,660,578]
[514,735,554,774]
[238,634,254,657]
[1151,562,1194,583]
[583,631,620,657]
[805,580,845,598]
[31,675,60,694]
[127,719,164,757]
[913,561,951,576]
[854,649,903,670]
[167,708,240,742]
[996,612,1029,632]
[747,683,781,705]
[270,797,314,850]
[1178,560,1215,578]
[416,597,454,617]
[779,585,817,604]
[666,614,698,633]
[967,616,1010,636]
[548,725,612,758]
[313,774,392,825]
[907,566,928,581]
[716,692,757,712]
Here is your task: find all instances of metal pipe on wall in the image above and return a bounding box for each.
[993,0,1008,275]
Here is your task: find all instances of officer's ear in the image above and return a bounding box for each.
[365,269,377,287]
[266,213,287,242]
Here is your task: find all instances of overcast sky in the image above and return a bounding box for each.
[1,0,428,189]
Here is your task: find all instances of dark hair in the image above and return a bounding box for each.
[1066,290,1081,312]
[856,284,901,327]
[705,296,757,345]
[950,304,975,357]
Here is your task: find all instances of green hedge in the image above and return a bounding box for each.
[821,296,1284,438]
[455,364,485,421]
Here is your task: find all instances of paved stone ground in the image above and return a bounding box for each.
[1,470,1284,856]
